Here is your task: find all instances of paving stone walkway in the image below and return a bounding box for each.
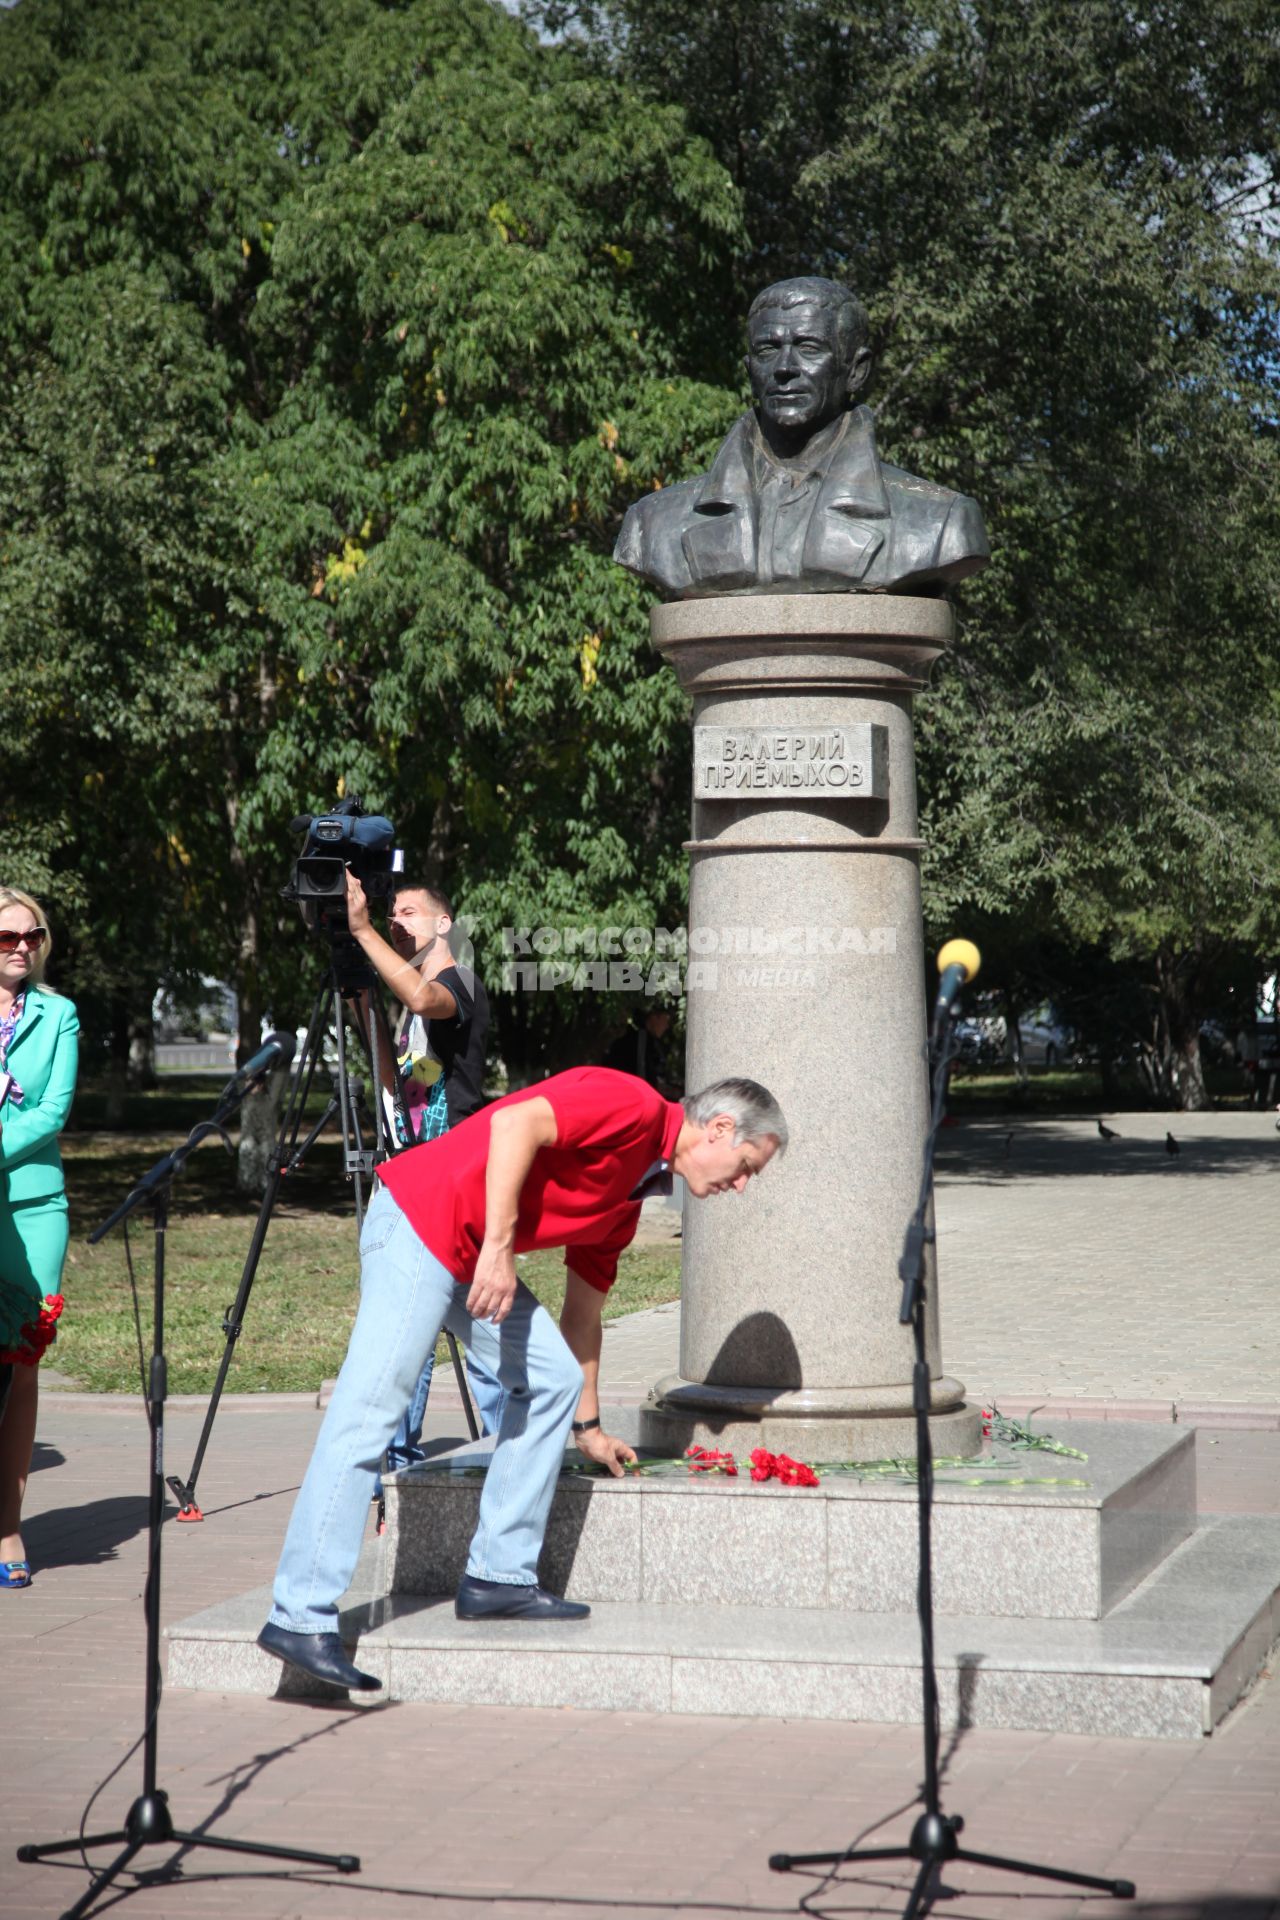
[3,1396,1277,1920]
[592,1111,1280,1421]
[3,1106,1279,1918]
[935,1112,1280,1414]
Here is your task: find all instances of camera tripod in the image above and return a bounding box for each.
[18,1101,361,1917]
[166,951,477,1523]
[769,951,1136,1920]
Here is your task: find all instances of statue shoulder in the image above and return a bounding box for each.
[877,463,990,588]
[879,460,964,506]
[614,478,700,590]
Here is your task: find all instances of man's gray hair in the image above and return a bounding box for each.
[682,1077,788,1157]
[747,275,869,368]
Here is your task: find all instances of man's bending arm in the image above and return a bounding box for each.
[559,1270,638,1479]
[466,1098,557,1325]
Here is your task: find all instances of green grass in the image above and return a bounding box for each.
[56,1126,681,1394]
[69,1073,307,1134]
[945,1064,1252,1114]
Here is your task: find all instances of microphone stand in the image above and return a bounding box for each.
[17,1103,360,1919]
[768,984,1136,1920]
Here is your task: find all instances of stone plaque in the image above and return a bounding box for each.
[694,724,887,801]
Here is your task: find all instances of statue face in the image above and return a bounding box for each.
[747,299,869,441]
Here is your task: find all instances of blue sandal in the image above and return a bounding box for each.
[1,1559,31,1588]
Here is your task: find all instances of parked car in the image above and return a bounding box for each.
[1017,1009,1075,1067]
[953,1015,1006,1066]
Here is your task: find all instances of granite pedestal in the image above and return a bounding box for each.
[167,1423,1280,1738]
[648,595,979,1458]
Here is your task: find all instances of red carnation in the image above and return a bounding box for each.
[0,1292,64,1367]
[685,1444,737,1476]
[745,1446,819,1488]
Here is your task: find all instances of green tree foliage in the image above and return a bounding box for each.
[0,0,744,1098]
[536,0,1280,1106]
[6,0,1278,1111]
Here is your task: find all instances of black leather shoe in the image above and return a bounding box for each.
[257,1621,382,1690]
[455,1576,590,1622]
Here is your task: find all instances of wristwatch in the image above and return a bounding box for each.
[571,1416,601,1435]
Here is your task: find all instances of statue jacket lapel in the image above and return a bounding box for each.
[680,408,890,591]
[801,407,890,583]
[680,418,760,590]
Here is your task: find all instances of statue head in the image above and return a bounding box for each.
[746,277,872,453]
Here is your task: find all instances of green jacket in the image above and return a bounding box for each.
[1,990,79,1203]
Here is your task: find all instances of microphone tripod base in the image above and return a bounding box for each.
[165,1475,203,1520]
[19,1790,359,1920]
[770,1808,1135,1920]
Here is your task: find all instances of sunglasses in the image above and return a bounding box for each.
[0,927,48,953]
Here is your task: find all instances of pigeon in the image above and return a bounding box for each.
[1002,1130,1014,1157]
[1097,1119,1120,1141]
[1165,1131,1181,1157]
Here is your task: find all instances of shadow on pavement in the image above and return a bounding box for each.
[799,1895,1280,1919]
[937,1121,1280,1183]
[23,1492,149,1568]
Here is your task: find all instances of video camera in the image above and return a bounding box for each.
[285,797,404,944]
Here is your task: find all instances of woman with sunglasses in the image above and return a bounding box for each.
[0,887,79,1590]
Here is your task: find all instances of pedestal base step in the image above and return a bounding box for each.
[167,1514,1280,1741]
[386,1420,1196,1621]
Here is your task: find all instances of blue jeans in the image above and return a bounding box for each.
[269,1184,583,1634]
[383,1346,507,1474]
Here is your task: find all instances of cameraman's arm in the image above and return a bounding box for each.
[345,870,457,1019]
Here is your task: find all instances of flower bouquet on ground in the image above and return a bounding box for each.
[0,1274,62,1366]
[558,1405,1089,1490]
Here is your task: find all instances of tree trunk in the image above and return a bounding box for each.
[1156,951,1213,1113]
[236,1069,287,1195]
[1170,1033,1210,1111]
[234,956,267,1195]
[1003,992,1027,1083]
[128,996,157,1090]
[103,996,130,1126]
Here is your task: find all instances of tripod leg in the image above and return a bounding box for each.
[17,1830,129,1861]
[169,993,331,1518]
[956,1847,1135,1897]
[445,1329,480,1441]
[167,1169,282,1518]
[168,1828,359,1872]
[903,1852,940,1920]
[770,1845,910,1871]
[57,1834,148,1920]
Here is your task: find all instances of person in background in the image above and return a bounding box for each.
[345,871,504,1474]
[605,1005,680,1097]
[0,887,79,1590]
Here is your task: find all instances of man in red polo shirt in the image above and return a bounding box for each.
[259,1067,788,1691]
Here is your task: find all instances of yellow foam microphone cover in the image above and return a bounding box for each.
[937,938,981,982]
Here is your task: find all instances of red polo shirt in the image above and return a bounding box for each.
[377,1066,684,1293]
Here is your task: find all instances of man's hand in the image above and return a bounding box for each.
[345,868,371,933]
[466,1241,518,1324]
[574,1426,638,1478]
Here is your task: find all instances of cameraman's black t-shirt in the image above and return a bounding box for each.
[425,965,490,1126]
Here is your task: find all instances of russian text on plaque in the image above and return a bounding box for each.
[693,724,888,801]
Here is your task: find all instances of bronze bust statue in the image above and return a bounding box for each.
[614,276,989,599]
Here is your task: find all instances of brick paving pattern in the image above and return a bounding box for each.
[2,1105,1279,1918]
[935,1113,1280,1412]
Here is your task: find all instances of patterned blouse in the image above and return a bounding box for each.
[0,990,25,1098]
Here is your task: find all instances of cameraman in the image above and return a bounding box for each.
[345,870,504,1456]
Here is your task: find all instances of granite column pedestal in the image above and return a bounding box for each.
[642,595,980,1461]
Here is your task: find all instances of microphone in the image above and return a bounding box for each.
[219,1030,297,1105]
[932,938,981,1049]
